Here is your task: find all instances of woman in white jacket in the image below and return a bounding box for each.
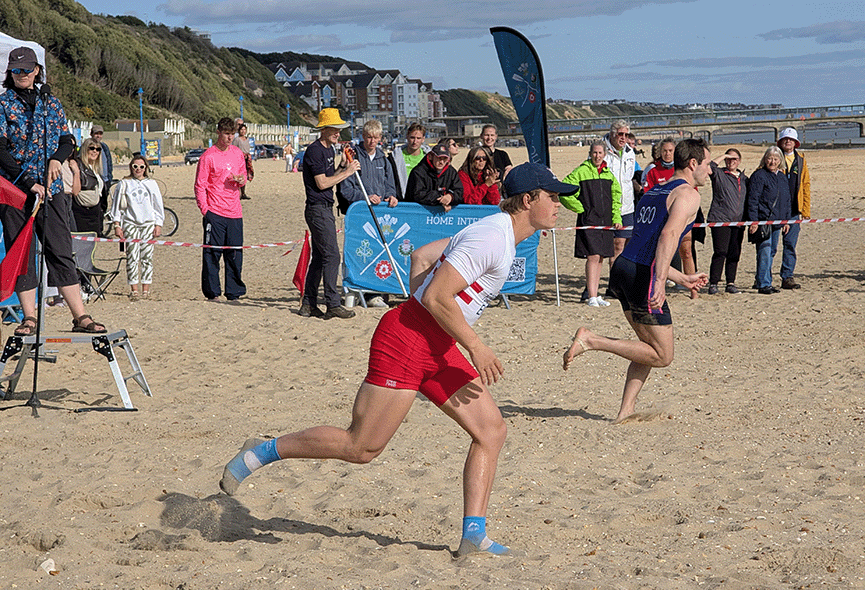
[110,155,164,300]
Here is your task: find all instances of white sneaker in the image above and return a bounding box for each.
[367,295,388,308]
[596,295,611,306]
[587,296,607,307]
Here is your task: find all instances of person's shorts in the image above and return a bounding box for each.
[365,297,478,406]
[614,212,634,239]
[609,256,672,326]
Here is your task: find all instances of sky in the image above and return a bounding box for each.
[76,0,865,108]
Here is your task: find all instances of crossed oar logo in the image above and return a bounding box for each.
[360,220,411,277]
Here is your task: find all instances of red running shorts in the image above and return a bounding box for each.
[365,297,478,406]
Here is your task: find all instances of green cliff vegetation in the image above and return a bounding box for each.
[439,89,725,131]
[0,0,314,127]
[1,0,728,136]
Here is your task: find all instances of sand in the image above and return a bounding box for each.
[1,144,864,589]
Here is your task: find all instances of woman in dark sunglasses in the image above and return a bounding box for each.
[71,138,105,234]
[458,146,500,205]
[0,46,106,334]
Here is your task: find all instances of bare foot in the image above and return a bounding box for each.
[612,413,634,425]
[613,409,670,425]
[563,327,591,370]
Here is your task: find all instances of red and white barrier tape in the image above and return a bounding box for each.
[71,229,343,253]
[548,217,865,232]
[71,235,303,251]
[73,218,861,250]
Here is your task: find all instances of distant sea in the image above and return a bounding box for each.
[714,122,865,147]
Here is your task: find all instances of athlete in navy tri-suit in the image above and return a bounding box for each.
[563,139,711,424]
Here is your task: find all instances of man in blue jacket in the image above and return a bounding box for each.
[339,120,397,209]
[338,119,398,307]
[90,125,113,221]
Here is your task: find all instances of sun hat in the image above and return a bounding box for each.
[7,47,38,71]
[777,127,800,149]
[502,162,578,197]
[313,108,349,130]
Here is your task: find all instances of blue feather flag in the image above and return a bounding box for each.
[490,27,549,167]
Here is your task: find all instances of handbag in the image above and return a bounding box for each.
[80,166,99,191]
[75,188,101,208]
[75,170,102,208]
[114,179,129,211]
[748,223,772,243]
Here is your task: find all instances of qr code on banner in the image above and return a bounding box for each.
[506,257,526,282]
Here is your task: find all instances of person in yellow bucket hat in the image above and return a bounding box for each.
[776,127,810,290]
[299,108,360,319]
[312,107,350,131]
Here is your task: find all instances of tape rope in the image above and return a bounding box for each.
[72,218,862,251]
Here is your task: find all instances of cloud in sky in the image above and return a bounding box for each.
[546,60,865,106]
[236,33,389,53]
[759,20,865,44]
[609,48,865,70]
[157,0,694,46]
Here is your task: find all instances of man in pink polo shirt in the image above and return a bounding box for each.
[194,117,247,301]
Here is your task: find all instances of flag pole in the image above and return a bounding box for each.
[27,198,47,411]
[27,87,53,415]
[551,228,561,306]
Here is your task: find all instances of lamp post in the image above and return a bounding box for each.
[137,87,144,154]
[239,95,244,120]
[286,102,291,141]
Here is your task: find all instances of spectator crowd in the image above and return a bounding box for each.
[283,111,812,314]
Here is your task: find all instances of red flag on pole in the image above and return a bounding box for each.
[0,215,35,301]
[292,231,311,296]
[0,175,28,210]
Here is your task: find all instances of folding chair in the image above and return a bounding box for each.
[0,292,23,324]
[71,232,123,301]
[0,221,24,322]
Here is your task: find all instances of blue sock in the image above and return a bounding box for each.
[460,516,509,555]
[225,438,281,485]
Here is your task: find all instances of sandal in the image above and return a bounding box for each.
[14,316,38,337]
[72,314,107,334]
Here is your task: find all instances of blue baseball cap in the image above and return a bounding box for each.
[502,162,578,198]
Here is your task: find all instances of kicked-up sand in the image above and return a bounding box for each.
[0,144,864,589]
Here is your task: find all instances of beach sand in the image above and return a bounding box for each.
[1,144,863,589]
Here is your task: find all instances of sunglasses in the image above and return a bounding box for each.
[132,164,146,170]
[9,67,34,75]
[88,146,102,152]
[474,155,488,161]
[615,131,628,137]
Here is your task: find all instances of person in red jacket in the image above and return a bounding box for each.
[644,137,701,297]
[458,146,500,205]
[643,137,676,191]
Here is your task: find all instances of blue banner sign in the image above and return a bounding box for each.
[343,202,539,295]
[490,27,550,167]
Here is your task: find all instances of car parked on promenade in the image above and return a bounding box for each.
[184,148,206,165]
